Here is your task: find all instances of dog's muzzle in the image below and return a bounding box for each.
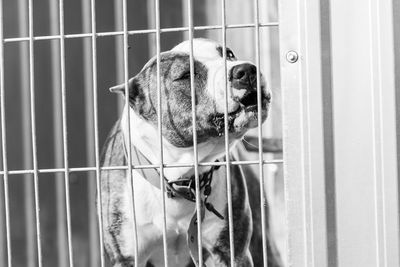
[210,63,270,136]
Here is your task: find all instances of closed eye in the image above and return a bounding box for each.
[179,71,191,80]
[174,71,196,81]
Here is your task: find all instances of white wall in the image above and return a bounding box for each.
[280,0,400,266]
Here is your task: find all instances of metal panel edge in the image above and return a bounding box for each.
[279,0,328,266]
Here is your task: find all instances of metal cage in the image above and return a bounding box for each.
[1,0,400,266]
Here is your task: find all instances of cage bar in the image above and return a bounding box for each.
[17,0,36,265]
[0,159,284,176]
[80,1,97,266]
[220,0,235,265]
[87,0,106,265]
[122,0,140,266]
[28,0,44,265]
[80,0,101,265]
[319,0,337,265]
[113,0,124,112]
[253,0,270,266]
[3,23,278,44]
[187,0,204,265]
[0,0,12,265]
[48,0,69,266]
[154,0,170,265]
[57,0,75,266]
[368,0,389,265]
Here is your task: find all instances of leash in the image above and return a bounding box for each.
[121,133,224,266]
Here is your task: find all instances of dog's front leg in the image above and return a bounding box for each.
[202,164,254,267]
[206,216,253,267]
[106,218,162,267]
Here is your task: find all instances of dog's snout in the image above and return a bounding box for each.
[230,63,257,89]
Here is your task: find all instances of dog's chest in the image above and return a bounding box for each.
[127,168,227,260]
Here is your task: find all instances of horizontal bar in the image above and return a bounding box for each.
[0,159,284,175]
[3,22,279,43]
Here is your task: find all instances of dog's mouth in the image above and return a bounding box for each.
[239,91,259,107]
[210,91,270,136]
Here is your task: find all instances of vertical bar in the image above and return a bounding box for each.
[181,1,188,40]
[187,0,204,265]
[18,0,36,265]
[368,0,387,265]
[85,0,106,266]
[0,1,12,266]
[394,2,400,262]
[28,0,43,265]
[154,0,169,266]
[299,0,317,265]
[320,0,338,265]
[0,167,4,266]
[121,0,139,266]
[254,0,269,265]
[81,3,97,266]
[91,0,105,266]
[369,0,399,265]
[146,1,156,56]
[58,0,74,266]
[0,157,4,265]
[81,1,99,267]
[220,0,235,265]
[113,1,124,112]
[48,0,68,266]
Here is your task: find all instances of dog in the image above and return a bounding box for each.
[100,38,282,267]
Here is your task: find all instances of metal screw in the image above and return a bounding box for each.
[286,51,298,63]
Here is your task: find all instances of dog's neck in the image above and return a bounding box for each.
[120,106,237,180]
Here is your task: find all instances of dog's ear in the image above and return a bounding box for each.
[109,78,151,116]
[109,83,125,94]
[109,78,144,107]
[109,78,139,96]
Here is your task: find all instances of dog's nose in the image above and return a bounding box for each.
[230,63,257,89]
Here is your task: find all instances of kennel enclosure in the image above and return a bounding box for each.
[0,0,400,266]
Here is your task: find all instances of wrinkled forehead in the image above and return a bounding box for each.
[171,39,222,60]
[139,39,230,73]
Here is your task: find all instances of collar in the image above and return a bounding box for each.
[131,144,217,202]
[122,136,224,220]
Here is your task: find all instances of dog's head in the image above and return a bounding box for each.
[111,38,271,148]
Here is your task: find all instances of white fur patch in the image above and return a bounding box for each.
[172,39,266,114]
